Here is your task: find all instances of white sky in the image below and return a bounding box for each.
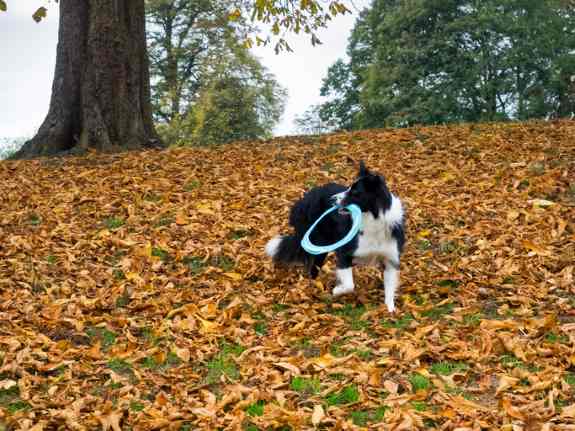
[0,0,368,138]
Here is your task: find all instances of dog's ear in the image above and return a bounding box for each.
[358,160,370,177]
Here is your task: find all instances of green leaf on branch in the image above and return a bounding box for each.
[32,6,47,23]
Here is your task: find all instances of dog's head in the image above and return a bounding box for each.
[335,161,392,218]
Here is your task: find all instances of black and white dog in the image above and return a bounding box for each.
[265,162,405,312]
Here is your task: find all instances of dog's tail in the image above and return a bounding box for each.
[265,235,310,266]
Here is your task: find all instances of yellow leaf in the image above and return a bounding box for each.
[175,211,189,225]
[417,229,431,238]
[0,1,6,12]
[99,411,123,431]
[496,375,519,395]
[196,203,214,215]
[311,404,324,426]
[198,317,220,333]
[224,272,242,281]
[522,240,550,256]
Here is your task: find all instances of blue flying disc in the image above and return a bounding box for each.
[301,204,362,255]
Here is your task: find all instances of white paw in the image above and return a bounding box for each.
[333,284,354,297]
[385,301,395,313]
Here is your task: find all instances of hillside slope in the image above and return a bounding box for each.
[0,121,574,429]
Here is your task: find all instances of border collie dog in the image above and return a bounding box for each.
[265,162,405,312]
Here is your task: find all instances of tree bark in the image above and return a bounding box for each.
[13,0,162,159]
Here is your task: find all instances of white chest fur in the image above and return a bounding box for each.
[353,194,403,263]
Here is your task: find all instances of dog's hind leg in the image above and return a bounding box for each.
[309,254,327,279]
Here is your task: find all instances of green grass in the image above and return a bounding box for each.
[28,213,41,225]
[184,180,201,191]
[430,361,468,376]
[272,303,289,313]
[409,374,431,392]
[182,255,206,274]
[325,385,360,406]
[564,373,575,386]
[0,386,31,414]
[204,342,245,384]
[154,215,174,227]
[104,216,125,230]
[212,255,235,271]
[254,322,268,336]
[351,348,372,360]
[349,407,388,426]
[499,354,526,369]
[245,400,265,417]
[107,358,132,375]
[381,313,414,329]
[545,332,569,344]
[422,303,454,320]
[46,254,57,265]
[463,313,482,326]
[130,401,145,412]
[151,247,170,262]
[331,304,370,331]
[411,401,428,412]
[229,229,251,240]
[290,376,321,395]
[86,327,117,350]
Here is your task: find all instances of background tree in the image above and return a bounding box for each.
[158,46,286,145]
[3,0,349,159]
[146,0,253,123]
[293,104,337,135]
[320,0,575,130]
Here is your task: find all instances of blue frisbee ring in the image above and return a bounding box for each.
[301,204,362,255]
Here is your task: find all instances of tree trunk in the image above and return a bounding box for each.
[13,0,162,159]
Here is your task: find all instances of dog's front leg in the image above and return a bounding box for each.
[333,255,355,296]
[381,258,400,313]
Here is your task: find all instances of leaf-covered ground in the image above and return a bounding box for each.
[1,121,574,430]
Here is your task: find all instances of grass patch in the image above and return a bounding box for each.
[204,342,245,385]
[272,303,289,313]
[290,376,321,395]
[86,327,117,350]
[229,229,252,240]
[325,385,360,406]
[212,255,235,271]
[545,332,569,344]
[107,358,132,375]
[151,247,170,262]
[411,401,428,412]
[182,256,206,274]
[499,354,526,369]
[104,217,125,230]
[430,361,468,376]
[463,313,481,326]
[381,313,414,329]
[409,374,431,392]
[349,407,388,426]
[564,373,575,386]
[422,303,454,320]
[245,400,265,417]
[254,322,268,336]
[331,304,370,331]
[184,180,201,191]
[130,401,145,412]
[154,215,174,227]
